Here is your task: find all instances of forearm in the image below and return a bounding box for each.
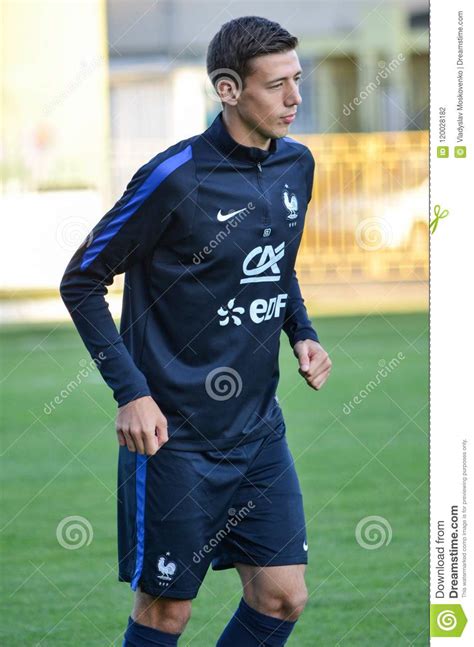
[282,270,319,347]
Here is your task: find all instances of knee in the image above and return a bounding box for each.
[249,586,308,622]
[133,591,192,634]
[274,588,308,622]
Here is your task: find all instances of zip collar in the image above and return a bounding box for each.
[205,111,278,164]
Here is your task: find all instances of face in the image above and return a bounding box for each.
[234,49,303,140]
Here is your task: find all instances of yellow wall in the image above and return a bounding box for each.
[2,0,110,192]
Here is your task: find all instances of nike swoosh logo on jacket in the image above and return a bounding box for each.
[217,208,248,221]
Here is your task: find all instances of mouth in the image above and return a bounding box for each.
[281,113,296,124]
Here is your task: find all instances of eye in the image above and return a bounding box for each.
[269,83,283,89]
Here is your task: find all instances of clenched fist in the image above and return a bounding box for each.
[293,340,332,390]
[116,396,168,456]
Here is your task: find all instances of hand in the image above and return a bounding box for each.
[293,340,332,390]
[116,396,168,456]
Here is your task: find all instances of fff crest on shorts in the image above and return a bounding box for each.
[282,184,299,227]
[157,552,177,585]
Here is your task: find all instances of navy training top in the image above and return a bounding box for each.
[60,111,319,450]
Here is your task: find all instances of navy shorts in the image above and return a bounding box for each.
[117,424,308,599]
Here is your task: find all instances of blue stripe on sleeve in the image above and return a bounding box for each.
[130,453,147,591]
[80,144,192,270]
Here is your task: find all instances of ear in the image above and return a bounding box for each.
[215,76,241,106]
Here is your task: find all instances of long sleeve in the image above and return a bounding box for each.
[282,145,319,348]
[282,270,319,348]
[59,145,192,407]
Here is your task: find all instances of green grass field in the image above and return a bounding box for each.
[0,312,428,646]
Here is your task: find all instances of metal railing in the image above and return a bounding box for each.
[294,131,429,283]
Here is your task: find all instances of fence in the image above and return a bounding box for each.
[294,130,429,284]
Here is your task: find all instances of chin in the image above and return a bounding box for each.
[274,123,290,137]
[256,121,287,141]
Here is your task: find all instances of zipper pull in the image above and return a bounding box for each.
[257,162,262,172]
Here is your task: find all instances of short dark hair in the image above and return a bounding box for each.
[206,16,298,88]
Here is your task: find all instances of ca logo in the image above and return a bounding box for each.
[240,242,285,284]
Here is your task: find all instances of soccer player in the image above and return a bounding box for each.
[60,15,332,647]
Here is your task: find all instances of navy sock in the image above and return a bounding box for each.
[216,597,297,646]
[123,615,181,646]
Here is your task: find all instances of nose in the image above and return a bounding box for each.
[285,81,302,107]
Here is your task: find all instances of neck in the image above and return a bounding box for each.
[222,110,271,151]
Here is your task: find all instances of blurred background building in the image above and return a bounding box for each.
[1,0,429,321]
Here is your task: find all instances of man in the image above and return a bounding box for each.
[60,15,332,647]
